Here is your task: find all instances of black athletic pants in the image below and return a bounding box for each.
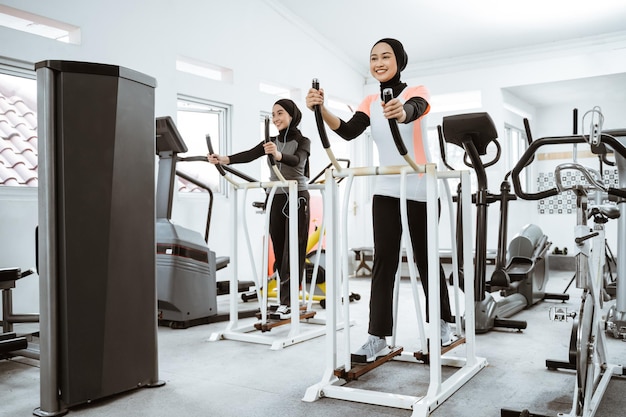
[368,194,453,337]
[269,191,310,306]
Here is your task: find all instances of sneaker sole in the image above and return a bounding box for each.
[351,346,391,363]
[269,313,291,320]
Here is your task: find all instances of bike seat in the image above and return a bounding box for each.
[589,204,620,220]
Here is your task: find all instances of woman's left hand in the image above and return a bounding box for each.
[382,98,407,123]
[263,141,281,160]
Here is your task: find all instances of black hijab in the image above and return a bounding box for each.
[275,98,301,126]
[372,38,408,99]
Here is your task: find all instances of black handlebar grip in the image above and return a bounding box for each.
[382,88,408,156]
[206,134,226,176]
[573,108,578,135]
[312,78,331,149]
[523,118,533,144]
[383,88,393,103]
[264,116,276,166]
[609,187,626,199]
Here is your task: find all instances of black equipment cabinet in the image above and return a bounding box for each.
[35,60,162,414]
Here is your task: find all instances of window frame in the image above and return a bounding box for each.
[0,59,37,188]
[176,95,231,195]
[504,123,530,192]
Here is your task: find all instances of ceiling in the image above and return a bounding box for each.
[269,0,626,108]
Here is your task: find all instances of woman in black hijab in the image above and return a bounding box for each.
[208,99,311,319]
[306,38,453,361]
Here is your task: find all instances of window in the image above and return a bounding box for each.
[259,82,296,99]
[176,96,230,193]
[0,68,37,187]
[429,91,482,114]
[176,56,233,83]
[0,5,81,44]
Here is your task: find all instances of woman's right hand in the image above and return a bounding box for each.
[305,87,324,111]
[207,153,228,165]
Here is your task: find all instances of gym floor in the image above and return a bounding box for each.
[2,265,626,417]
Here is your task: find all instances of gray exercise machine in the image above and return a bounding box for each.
[155,116,256,329]
[440,112,567,334]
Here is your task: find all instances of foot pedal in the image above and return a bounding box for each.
[334,346,403,381]
[255,305,280,320]
[267,305,306,320]
[414,336,466,363]
[254,310,316,332]
[545,358,575,371]
[501,408,551,417]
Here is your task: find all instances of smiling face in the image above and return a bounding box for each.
[272,104,292,131]
[370,42,398,83]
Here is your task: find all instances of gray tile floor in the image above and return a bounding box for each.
[2,267,626,417]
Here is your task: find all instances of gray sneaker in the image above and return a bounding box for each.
[441,320,453,347]
[351,335,390,363]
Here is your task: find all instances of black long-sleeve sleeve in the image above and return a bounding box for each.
[402,97,429,124]
[334,111,370,140]
[228,137,309,168]
[333,96,428,140]
[228,141,265,164]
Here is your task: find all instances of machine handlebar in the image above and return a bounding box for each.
[205,134,259,183]
[311,78,420,172]
[511,134,626,200]
[382,88,409,157]
[554,163,605,194]
[312,79,331,149]
[264,116,276,166]
[206,134,227,177]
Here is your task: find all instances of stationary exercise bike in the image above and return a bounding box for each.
[502,119,626,417]
[439,112,566,334]
[604,147,626,337]
[601,132,626,339]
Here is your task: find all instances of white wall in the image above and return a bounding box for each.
[0,0,365,314]
[1,0,626,315]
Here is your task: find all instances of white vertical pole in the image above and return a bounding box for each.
[325,169,339,374]
[425,163,442,396]
[289,181,300,334]
[399,167,427,351]
[460,170,477,363]
[341,174,355,370]
[227,186,239,330]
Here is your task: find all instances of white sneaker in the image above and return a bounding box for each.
[351,335,390,363]
[275,304,291,319]
[441,320,453,347]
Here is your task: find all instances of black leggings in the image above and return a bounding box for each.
[269,191,310,305]
[369,195,452,337]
